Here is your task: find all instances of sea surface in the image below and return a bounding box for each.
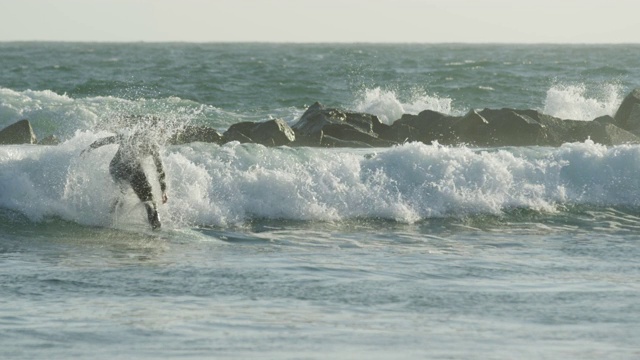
[1,43,640,359]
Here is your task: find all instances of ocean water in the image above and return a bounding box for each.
[1,43,640,359]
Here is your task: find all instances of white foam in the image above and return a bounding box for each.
[542,83,622,120]
[0,87,219,141]
[353,87,454,124]
[5,135,640,228]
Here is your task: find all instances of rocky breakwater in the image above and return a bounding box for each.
[5,88,640,148]
[283,88,640,147]
[192,88,640,147]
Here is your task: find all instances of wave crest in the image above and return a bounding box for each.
[353,87,454,124]
[542,83,622,120]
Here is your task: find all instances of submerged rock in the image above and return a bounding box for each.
[38,135,60,145]
[0,119,37,145]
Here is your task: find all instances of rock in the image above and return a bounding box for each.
[292,102,344,136]
[38,135,60,145]
[158,96,640,148]
[593,115,616,124]
[170,125,224,145]
[0,119,37,145]
[292,102,396,147]
[552,119,639,145]
[320,135,373,148]
[291,130,323,147]
[321,123,396,147]
[467,108,549,146]
[223,122,255,144]
[223,130,253,144]
[387,107,638,147]
[588,122,640,145]
[390,110,458,144]
[614,88,640,133]
[223,119,295,146]
[249,119,295,146]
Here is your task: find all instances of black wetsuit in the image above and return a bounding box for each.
[86,134,166,229]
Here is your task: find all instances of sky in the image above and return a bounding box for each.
[0,0,638,43]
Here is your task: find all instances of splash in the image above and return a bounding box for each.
[353,87,454,124]
[0,87,213,141]
[542,83,622,120]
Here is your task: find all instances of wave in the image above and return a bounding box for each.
[353,87,455,124]
[351,84,623,125]
[3,136,640,228]
[1,83,629,143]
[542,83,622,120]
[0,87,229,140]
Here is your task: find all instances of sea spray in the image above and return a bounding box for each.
[0,87,218,141]
[353,87,455,124]
[542,83,622,120]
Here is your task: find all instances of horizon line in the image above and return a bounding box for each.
[2,40,640,46]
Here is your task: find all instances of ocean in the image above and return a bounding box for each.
[1,43,639,359]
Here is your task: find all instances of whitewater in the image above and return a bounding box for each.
[5,136,640,227]
[1,43,640,359]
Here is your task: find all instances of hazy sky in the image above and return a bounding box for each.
[1,0,638,43]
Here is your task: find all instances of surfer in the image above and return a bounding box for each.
[81,130,168,230]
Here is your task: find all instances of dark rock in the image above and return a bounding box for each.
[292,102,344,136]
[223,122,255,144]
[468,108,549,146]
[292,102,396,147]
[249,119,295,147]
[593,115,615,124]
[223,119,295,146]
[388,107,638,147]
[171,125,224,145]
[225,122,255,137]
[223,131,253,144]
[390,110,458,144]
[322,123,396,147]
[291,130,323,147]
[387,123,417,144]
[552,119,639,145]
[320,135,373,148]
[0,119,37,145]
[614,88,640,133]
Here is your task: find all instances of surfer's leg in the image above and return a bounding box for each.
[144,201,161,230]
[110,180,128,214]
[130,168,161,230]
[109,161,130,214]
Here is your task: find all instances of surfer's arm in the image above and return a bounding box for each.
[81,136,118,154]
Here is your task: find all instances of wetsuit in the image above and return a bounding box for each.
[86,133,167,229]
